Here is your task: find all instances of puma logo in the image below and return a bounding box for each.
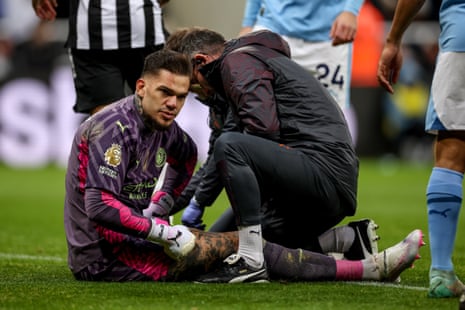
[116,121,129,133]
[157,224,165,238]
[167,230,182,247]
[249,230,260,235]
[429,208,451,218]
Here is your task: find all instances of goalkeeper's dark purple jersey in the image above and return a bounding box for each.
[64,95,197,278]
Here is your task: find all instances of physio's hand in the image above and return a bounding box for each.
[181,199,206,230]
[143,191,173,220]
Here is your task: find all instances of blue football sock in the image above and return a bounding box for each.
[426,167,463,271]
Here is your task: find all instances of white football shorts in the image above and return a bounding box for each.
[252,25,351,110]
[426,51,465,134]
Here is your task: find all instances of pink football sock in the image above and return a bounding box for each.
[335,260,363,281]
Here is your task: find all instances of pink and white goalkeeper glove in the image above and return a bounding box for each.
[143,191,174,221]
[146,219,196,259]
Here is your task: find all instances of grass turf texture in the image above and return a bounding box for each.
[1,159,465,309]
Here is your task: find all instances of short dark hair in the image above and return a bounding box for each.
[166,27,226,58]
[164,27,191,52]
[142,49,192,78]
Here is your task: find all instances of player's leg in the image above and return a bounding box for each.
[320,218,380,260]
[427,132,465,297]
[424,51,465,298]
[196,229,424,283]
[73,237,173,282]
[121,45,164,93]
[69,49,126,115]
[73,229,237,282]
[74,227,423,283]
[168,230,238,281]
[266,229,423,282]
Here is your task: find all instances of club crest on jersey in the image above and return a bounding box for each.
[104,143,122,167]
[155,148,166,167]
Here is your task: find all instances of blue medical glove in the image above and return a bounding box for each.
[181,198,206,230]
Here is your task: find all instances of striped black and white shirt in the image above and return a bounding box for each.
[66,0,165,50]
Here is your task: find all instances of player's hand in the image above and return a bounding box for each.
[32,0,58,21]
[143,191,173,220]
[377,41,403,94]
[181,199,206,230]
[330,11,357,46]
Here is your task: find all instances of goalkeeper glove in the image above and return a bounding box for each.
[181,198,206,230]
[143,191,174,221]
[146,219,196,259]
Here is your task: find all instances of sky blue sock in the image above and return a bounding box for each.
[427,167,463,271]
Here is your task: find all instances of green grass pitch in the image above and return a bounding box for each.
[1,159,465,309]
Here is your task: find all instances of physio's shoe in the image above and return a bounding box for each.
[345,218,380,260]
[428,269,465,298]
[374,229,424,282]
[163,225,196,260]
[195,254,269,283]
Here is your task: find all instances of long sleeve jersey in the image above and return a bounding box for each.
[64,95,197,274]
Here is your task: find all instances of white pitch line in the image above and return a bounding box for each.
[346,281,429,291]
[0,253,65,262]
